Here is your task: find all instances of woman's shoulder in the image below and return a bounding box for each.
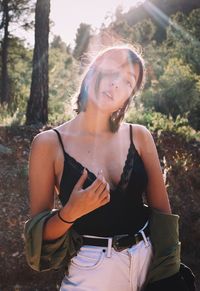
[122,122,152,138]
[32,121,70,145]
[122,122,154,155]
[31,125,65,157]
[32,128,57,147]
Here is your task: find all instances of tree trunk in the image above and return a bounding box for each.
[1,0,9,104]
[26,0,50,125]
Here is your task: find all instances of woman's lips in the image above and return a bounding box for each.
[102,91,113,100]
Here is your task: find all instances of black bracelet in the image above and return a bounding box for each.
[57,209,76,224]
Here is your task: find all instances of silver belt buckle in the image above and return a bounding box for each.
[112,234,130,252]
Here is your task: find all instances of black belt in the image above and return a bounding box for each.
[82,225,150,252]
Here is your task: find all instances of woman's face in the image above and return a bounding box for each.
[86,49,140,114]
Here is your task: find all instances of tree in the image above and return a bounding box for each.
[48,36,78,124]
[50,35,66,52]
[0,0,33,104]
[131,18,156,44]
[0,0,9,103]
[166,9,200,74]
[26,0,50,125]
[73,23,91,61]
[110,16,156,46]
[141,58,200,119]
[6,37,32,117]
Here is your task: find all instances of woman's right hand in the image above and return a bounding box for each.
[62,169,110,221]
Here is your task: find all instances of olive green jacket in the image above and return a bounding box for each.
[24,208,180,283]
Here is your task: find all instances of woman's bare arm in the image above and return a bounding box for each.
[29,130,77,240]
[133,125,171,213]
[29,130,110,241]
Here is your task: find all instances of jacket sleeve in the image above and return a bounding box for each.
[146,208,181,283]
[24,209,83,272]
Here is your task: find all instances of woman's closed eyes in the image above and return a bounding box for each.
[101,71,134,88]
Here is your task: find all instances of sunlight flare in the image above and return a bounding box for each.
[144,1,199,45]
[50,0,146,46]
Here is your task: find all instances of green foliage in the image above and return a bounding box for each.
[131,18,157,44]
[143,42,169,80]
[111,19,133,42]
[0,0,35,32]
[111,17,157,45]
[0,35,79,126]
[1,2,200,133]
[0,103,24,125]
[8,37,32,110]
[0,37,33,125]
[141,58,200,120]
[48,37,79,124]
[188,102,200,131]
[126,105,200,141]
[73,23,92,60]
[166,9,200,74]
[110,8,200,132]
[50,35,67,51]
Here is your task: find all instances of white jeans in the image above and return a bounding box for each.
[60,236,152,291]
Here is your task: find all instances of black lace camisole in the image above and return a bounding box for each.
[53,124,149,237]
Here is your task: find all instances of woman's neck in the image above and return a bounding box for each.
[72,111,113,137]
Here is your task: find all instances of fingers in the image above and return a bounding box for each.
[95,176,110,204]
[78,169,110,206]
[95,175,107,193]
[74,168,88,190]
[100,190,111,206]
[90,178,104,192]
[89,170,107,192]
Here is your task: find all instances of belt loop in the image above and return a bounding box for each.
[106,238,113,258]
[139,221,150,248]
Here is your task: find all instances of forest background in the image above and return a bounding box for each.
[0,0,200,290]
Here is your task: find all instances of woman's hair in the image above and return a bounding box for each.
[74,44,145,132]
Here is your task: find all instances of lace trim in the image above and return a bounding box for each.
[117,143,135,192]
[63,143,136,193]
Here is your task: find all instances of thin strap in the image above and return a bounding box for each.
[129,124,133,145]
[129,124,136,151]
[53,129,66,156]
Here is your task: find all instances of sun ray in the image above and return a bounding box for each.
[144,1,200,45]
[50,0,146,46]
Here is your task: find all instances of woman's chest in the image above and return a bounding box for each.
[56,136,132,191]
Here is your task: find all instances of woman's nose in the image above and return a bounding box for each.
[111,81,118,89]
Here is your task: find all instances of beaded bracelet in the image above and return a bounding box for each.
[57,209,76,224]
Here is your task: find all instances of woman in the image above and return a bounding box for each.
[28,45,172,290]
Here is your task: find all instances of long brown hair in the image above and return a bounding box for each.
[74,45,145,132]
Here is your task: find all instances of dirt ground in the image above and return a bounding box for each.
[0,125,199,290]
